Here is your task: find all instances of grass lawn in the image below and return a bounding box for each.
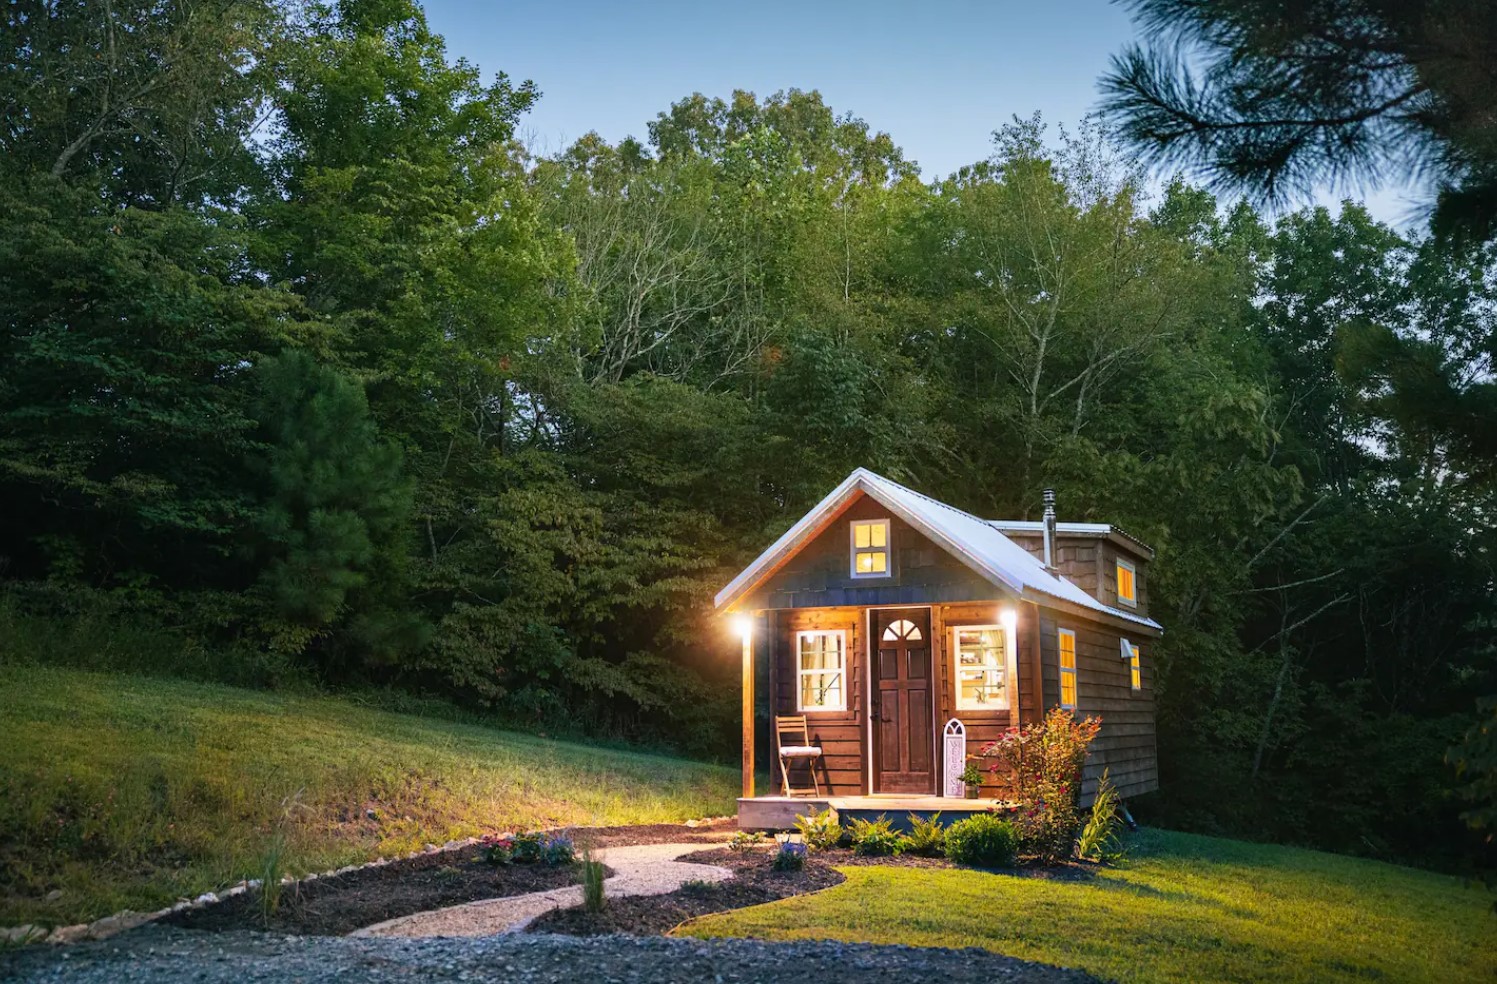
[681,828,1494,984]
[0,664,737,927]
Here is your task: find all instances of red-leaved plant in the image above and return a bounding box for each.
[978,708,1102,863]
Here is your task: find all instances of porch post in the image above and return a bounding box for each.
[741,614,755,798]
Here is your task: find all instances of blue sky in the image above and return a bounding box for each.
[423,0,1420,226]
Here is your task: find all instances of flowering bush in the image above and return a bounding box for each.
[492,830,576,865]
[771,841,807,871]
[477,833,514,865]
[978,708,1102,863]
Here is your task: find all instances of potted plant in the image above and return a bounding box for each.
[958,761,985,799]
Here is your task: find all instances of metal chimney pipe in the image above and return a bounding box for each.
[1042,489,1057,570]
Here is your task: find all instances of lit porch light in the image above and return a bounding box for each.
[998,606,1018,632]
[730,613,754,643]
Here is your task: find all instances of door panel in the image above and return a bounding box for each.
[872,609,935,794]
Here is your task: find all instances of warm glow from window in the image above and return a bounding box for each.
[954,625,1010,710]
[1058,629,1077,710]
[1125,640,1142,691]
[850,519,890,578]
[1117,560,1137,607]
[796,630,846,711]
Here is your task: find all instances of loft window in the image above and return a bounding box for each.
[1122,638,1141,691]
[1058,629,1078,710]
[1116,559,1137,607]
[850,519,890,578]
[797,630,846,711]
[953,624,1011,710]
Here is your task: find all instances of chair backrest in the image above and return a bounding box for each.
[775,715,810,747]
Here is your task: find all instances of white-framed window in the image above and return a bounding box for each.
[1116,559,1138,607]
[1058,629,1078,710]
[796,630,847,711]
[952,624,1013,710]
[1122,637,1141,691]
[850,519,890,578]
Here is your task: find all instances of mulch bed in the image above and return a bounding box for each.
[526,847,844,937]
[159,819,735,937]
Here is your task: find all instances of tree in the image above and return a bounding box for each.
[248,352,420,665]
[0,180,286,587]
[0,0,275,206]
[1099,0,1497,243]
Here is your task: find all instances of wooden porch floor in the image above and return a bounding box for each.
[738,794,1016,830]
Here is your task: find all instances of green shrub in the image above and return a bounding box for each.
[904,812,946,857]
[944,813,1020,867]
[728,830,767,852]
[1077,769,1123,862]
[794,809,844,851]
[848,815,908,857]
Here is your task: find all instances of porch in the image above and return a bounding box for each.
[737,794,1016,831]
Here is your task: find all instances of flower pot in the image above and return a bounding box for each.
[964,785,981,800]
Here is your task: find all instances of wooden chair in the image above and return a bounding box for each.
[775,715,823,797]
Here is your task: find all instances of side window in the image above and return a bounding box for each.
[1122,638,1141,692]
[1058,629,1077,710]
[850,519,890,578]
[1116,558,1137,607]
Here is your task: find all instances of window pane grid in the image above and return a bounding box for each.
[850,520,890,578]
[1059,629,1077,710]
[797,631,846,711]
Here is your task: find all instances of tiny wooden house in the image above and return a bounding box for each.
[718,468,1162,829]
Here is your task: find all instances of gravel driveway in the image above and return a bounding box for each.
[1,924,1101,983]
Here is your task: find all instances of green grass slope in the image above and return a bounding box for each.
[682,828,1494,984]
[0,665,737,927]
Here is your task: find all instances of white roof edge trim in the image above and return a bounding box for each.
[713,470,865,610]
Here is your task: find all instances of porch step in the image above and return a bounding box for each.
[737,795,1017,831]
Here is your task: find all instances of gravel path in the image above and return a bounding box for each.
[352,842,733,938]
[0,925,1102,983]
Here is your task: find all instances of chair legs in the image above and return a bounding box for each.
[778,755,822,797]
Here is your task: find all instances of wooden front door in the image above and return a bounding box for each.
[872,608,935,794]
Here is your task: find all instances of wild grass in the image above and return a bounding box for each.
[0,664,737,927]
[681,828,1494,983]
[580,849,606,913]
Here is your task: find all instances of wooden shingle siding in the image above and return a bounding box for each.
[743,496,1002,612]
[772,608,867,795]
[1055,619,1158,801]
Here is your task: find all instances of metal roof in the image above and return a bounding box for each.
[715,468,1162,633]
[986,520,1155,559]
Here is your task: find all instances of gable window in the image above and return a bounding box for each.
[1058,629,1078,710]
[1122,638,1141,691]
[1116,559,1137,608]
[797,630,847,711]
[850,519,890,578]
[953,624,1010,710]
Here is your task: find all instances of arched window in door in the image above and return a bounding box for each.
[882,618,923,642]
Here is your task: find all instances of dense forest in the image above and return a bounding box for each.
[2,0,1493,874]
